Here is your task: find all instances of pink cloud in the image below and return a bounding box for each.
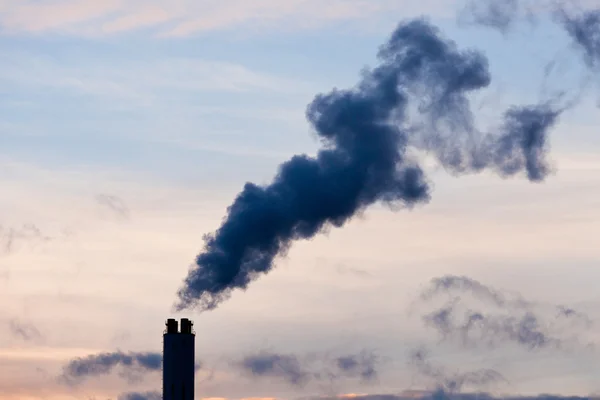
[0,0,457,36]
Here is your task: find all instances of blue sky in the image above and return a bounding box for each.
[1,1,600,399]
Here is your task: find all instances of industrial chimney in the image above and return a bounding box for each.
[163,318,195,400]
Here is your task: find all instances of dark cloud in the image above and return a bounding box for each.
[117,391,161,400]
[314,392,596,400]
[335,350,378,381]
[60,351,162,385]
[239,352,310,386]
[416,275,594,351]
[176,17,565,312]
[60,350,203,386]
[237,350,380,386]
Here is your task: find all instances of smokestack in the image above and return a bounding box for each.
[163,318,195,400]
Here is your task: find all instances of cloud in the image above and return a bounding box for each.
[0,0,456,37]
[418,275,519,308]
[335,351,378,382]
[415,275,595,351]
[118,391,162,400]
[95,194,131,221]
[409,346,507,392]
[59,351,162,385]
[0,52,313,107]
[237,350,380,386]
[239,352,310,386]
[315,393,598,400]
[0,223,54,255]
[7,318,43,342]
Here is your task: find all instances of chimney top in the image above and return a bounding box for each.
[166,318,178,334]
[181,318,193,334]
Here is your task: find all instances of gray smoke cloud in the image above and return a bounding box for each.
[238,350,379,386]
[461,0,600,69]
[416,275,594,351]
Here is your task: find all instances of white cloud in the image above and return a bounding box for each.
[0,0,458,37]
[0,51,313,103]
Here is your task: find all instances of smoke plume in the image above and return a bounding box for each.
[557,8,600,68]
[462,0,600,68]
[176,17,565,312]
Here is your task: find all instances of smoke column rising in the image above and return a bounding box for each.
[175,18,565,312]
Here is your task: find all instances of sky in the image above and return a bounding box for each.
[1,0,600,399]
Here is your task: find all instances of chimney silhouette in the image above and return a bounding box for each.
[163,318,195,400]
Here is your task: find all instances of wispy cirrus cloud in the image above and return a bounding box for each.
[0,0,457,37]
[0,51,314,104]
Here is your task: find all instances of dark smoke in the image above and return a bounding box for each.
[462,0,600,69]
[557,8,600,68]
[117,392,161,400]
[417,275,594,350]
[60,351,162,385]
[176,18,563,312]
[459,0,532,32]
